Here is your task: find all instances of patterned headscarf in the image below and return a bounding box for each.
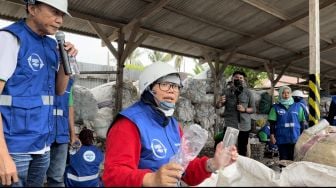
[278,86,294,106]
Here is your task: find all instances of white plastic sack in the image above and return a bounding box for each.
[73,85,98,122]
[295,119,336,167]
[93,107,113,139]
[197,156,336,187]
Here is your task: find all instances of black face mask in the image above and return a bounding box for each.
[233,79,242,87]
[293,97,301,103]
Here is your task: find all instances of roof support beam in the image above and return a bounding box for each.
[219,49,237,77]
[222,0,335,54]
[88,21,118,58]
[107,0,170,42]
[6,0,334,80]
[120,23,149,63]
[144,0,251,37]
[275,41,336,68]
[242,0,333,44]
[4,0,273,68]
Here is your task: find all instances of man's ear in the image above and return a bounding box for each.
[27,4,38,16]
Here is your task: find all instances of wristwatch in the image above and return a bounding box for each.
[206,158,217,174]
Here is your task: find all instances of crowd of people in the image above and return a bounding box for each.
[0,0,333,187]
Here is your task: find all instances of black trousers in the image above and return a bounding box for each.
[277,143,295,160]
[214,127,250,156]
[237,130,250,156]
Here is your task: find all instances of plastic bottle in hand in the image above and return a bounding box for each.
[69,140,81,154]
[69,56,80,75]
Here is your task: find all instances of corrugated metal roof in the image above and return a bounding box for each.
[1,0,336,90]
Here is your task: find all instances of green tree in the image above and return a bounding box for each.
[192,59,205,75]
[148,51,174,63]
[224,65,268,88]
[124,49,144,71]
[125,49,143,66]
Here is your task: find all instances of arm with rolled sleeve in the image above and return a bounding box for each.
[245,89,256,114]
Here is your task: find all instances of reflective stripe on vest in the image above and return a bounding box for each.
[0,95,11,106]
[53,109,64,116]
[284,123,295,127]
[42,95,54,105]
[0,95,54,106]
[66,172,99,182]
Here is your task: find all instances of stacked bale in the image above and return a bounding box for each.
[90,81,138,139]
[73,84,98,125]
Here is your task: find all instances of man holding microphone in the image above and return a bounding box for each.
[0,0,77,186]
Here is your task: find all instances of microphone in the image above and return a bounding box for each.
[55,31,72,75]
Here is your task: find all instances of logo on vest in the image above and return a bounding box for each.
[28,53,44,71]
[83,150,96,162]
[277,109,286,115]
[151,139,167,159]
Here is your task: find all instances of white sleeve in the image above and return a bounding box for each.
[0,31,19,81]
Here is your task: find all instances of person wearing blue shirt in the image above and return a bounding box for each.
[292,90,309,128]
[327,96,336,126]
[64,127,104,187]
[47,78,80,187]
[268,86,306,161]
[0,0,77,186]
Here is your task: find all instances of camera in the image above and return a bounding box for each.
[233,79,244,97]
[233,79,244,123]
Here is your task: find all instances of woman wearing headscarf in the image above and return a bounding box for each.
[268,86,306,161]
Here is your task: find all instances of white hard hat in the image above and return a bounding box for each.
[139,63,180,95]
[292,90,305,98]
[26,0,70,16]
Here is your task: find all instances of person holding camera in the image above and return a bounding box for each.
[215,71,255,156]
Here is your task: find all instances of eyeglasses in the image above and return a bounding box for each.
[157,82,182,92]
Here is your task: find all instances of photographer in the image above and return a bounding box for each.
[215,71,255,156]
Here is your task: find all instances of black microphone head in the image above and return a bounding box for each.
[55,31,65,41]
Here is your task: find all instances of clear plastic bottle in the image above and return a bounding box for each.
[69,140,81,154]
[69,56,80,75]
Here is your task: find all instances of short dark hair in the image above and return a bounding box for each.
[79,127,94,146]
[232,71,246,78]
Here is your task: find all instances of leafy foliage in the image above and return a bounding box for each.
[148,51,174,63]
[124,49,144,71]
[124,63,144,71]
[193,64,205,75]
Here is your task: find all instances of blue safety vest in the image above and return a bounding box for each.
[64,145,104,187]
[50,78,74,144]
[120,101,181,171]
[0,19,59,153]
[273,103,301,144]
[331,96,336,125]
[297,98,309,121]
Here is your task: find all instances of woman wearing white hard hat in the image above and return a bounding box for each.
[103,63,238,187]
[0,0,77,186]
